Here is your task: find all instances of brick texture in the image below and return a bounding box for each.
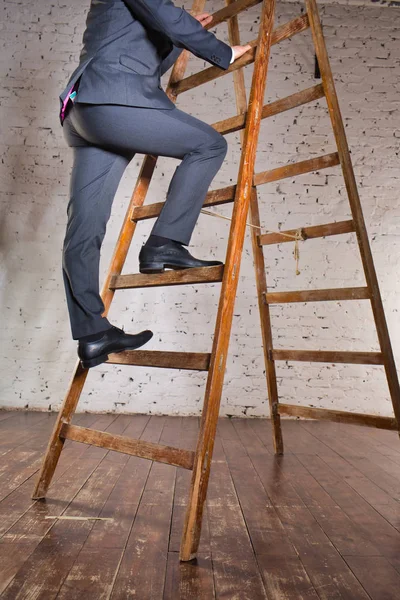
[0,0,399,417]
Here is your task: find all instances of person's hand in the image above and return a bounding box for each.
[231,44,252,62]
[193,13,252,63]
[193,12,213,28]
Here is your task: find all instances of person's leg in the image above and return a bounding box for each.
[70,103,228,246]
[148,109,228,245]
[62,114,131,339]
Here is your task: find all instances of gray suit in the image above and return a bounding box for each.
[61,0,232,339]
[60,0,232,118]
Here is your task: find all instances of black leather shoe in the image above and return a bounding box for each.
[139,240,223,274]
[78,325,153,369]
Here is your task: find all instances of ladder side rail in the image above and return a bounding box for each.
[305,0,400,427]
[180,0,277,561]
[249,188,284,454]
[32,361,87,498]
[226,0,283,453]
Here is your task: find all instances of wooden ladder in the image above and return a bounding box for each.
[32,0,400,562]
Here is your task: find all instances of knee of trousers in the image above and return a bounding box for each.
[197,133,228,158]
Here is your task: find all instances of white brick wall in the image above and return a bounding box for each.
[1,0,399,418]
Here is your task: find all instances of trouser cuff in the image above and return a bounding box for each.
[71,316,113,340]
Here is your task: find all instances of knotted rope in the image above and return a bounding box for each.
[200,208,304,275]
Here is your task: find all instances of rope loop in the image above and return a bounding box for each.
[200,209,305,274]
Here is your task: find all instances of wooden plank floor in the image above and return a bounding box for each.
[0,411,399,599]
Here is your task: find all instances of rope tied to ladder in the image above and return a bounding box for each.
[200,208,305,275]
[292,229,303,276]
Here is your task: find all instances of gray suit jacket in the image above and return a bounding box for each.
[59,0,232,123]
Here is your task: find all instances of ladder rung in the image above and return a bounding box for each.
[259,220,355,245]
[213,84,325,136]
[60,424,195,470]
[106,350,211,371]
[278,405,398,431]
[132,186,235,222]
[110,265,224,290]
[132,152,337,224]
[253,152,340,187]
[272,350,384,365]
[210,0,262,28]
[265,286,370,304]
[172,15,309,95]
[274,14,309,44]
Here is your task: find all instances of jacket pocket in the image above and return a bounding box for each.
[119,53,151,75]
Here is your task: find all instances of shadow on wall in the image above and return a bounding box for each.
[0,4,86,410]
[0,1,177,411]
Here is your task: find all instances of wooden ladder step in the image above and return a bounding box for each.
[278,404,397,431]
[272,350,384,365]
[105,350,211,371]
[171,14,309,95]
[210,0,262,28]
[110,265,224,290]
[213,84,325,136]
[132,152,337,224]
[132,186,235,222]
[265,286,370,304]
[259,219,355,245]
[60,424,195,469]
[253,152,340,187]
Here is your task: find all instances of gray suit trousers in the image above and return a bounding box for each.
[62,102,228,339]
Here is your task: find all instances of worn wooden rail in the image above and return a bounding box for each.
[272,350,384,365]
[265,286,370,304]
[258,219,355,245]
[106,350,211,371]
[278,405,398,430]
[60,424,195,469]
[110,265,224,290]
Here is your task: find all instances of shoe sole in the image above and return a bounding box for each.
[80,333,153,370]
[80,353,110,369]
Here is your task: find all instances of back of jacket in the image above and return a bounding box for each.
[60,0,232,119]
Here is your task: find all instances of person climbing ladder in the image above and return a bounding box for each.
[59,0,251,369]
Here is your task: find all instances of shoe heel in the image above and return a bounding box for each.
[80,354,109,369]
[139,262,165,274]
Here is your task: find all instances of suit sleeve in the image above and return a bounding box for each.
[123,0,232,70]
